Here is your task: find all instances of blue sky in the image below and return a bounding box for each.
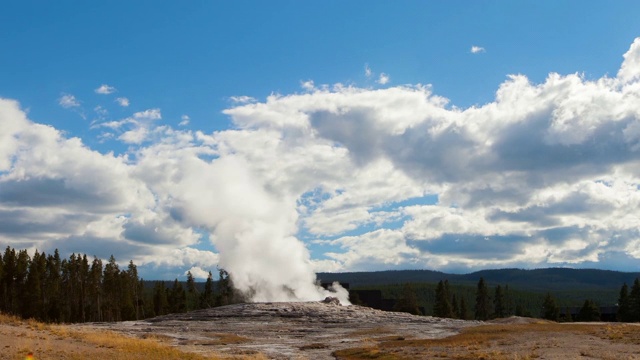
[2,2,640,288]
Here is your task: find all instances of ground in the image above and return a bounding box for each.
[3,303,640,359]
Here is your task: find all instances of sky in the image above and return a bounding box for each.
[2,2,640,285]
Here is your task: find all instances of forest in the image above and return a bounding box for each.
[0,246,232,323]
[2,246,639,324]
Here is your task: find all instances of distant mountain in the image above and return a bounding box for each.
[318,268,640,293]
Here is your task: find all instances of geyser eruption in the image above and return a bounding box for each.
[165,155,350,304]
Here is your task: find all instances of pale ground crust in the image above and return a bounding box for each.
[3,303,640,359]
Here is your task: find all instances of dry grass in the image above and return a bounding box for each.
[0,312,264,360]
[334,322,640,360]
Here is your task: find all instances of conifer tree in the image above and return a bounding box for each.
[393,283,421,315]
[153,281,169,316]
[578,299,600,322]
[494,285,505,318]
[88,257,103,322]
[459,296,469,320]
[618,283,631,322]
[45,250,62,322]
[14,249,30,316]
[217,268,235,306]
[186,271,198,311]
[433,280,453,318]
[168,279,186,313]
[24,250,43,319]
[542,292,560,321]
[2,247,17,313]
[200,271,214,308]
[475,277,491,320]
[451,293,459,319]
[102,255,121,321]
[630,278,640,322]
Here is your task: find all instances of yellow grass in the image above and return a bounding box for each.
[333,322,640,360]
[0,312,265,360]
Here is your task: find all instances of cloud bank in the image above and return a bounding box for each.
[2,38,640,300]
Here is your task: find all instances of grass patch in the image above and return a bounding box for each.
[0,311,263,359]
[334,322,640,360]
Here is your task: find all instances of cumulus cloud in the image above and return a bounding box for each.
[185,266,211,279]
[93,108,162,144]
[179,115,190,126]
[95,84,116,94]
[58,94,80,108]
[471,45,486,54]
[377,73,390,84]
[301,80,315,91]
[115,97,130,107]
[3,37,640,299]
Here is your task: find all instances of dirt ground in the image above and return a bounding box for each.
[4,304,640,359]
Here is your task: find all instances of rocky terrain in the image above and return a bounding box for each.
[78,300,479,359]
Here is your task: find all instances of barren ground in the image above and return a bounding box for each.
[4,302,640,359]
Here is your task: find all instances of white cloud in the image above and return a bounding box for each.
[115,97,130,107]
[185,266,211,279]
[95,84,116,94]
[618,37,640,83]
[301,80,315,91]
[377,73,390,84]
[3,37,640,295]
[58,94,80,108]
[133,108,161,120]
[179,115,190,126]
[471,45,486,54]
[230,96,257,104]
[365,64,372,78]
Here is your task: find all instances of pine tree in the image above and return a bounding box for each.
[541,292,560,321]
[451,294,459,319]
[630,278,640,322]
[494,285,505,319]
[459,296,469,320]
[153,281,169,316]
[618,283,631,322]
[475,277,491,320]
[88,257,103,322]
[102,255,121,321]
[578,299,600,322]
[216,268,234,306]
[45,250,62,322]
[200,271,214,308]
[433,280,453,318]
[78,254,90,322]
[24,250,43,319]
[504,284,512,316]
[124,260,140,320]
[393,283,421,315]
[14,249,30,316]
[186,271,198,311]
[2,247,17,314]
[168,279,186,313]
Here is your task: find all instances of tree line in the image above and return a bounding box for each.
[615,278,640,322]
[0,246,237,323]
[430,277,520,320]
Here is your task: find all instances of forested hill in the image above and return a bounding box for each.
[318,268,640,292]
